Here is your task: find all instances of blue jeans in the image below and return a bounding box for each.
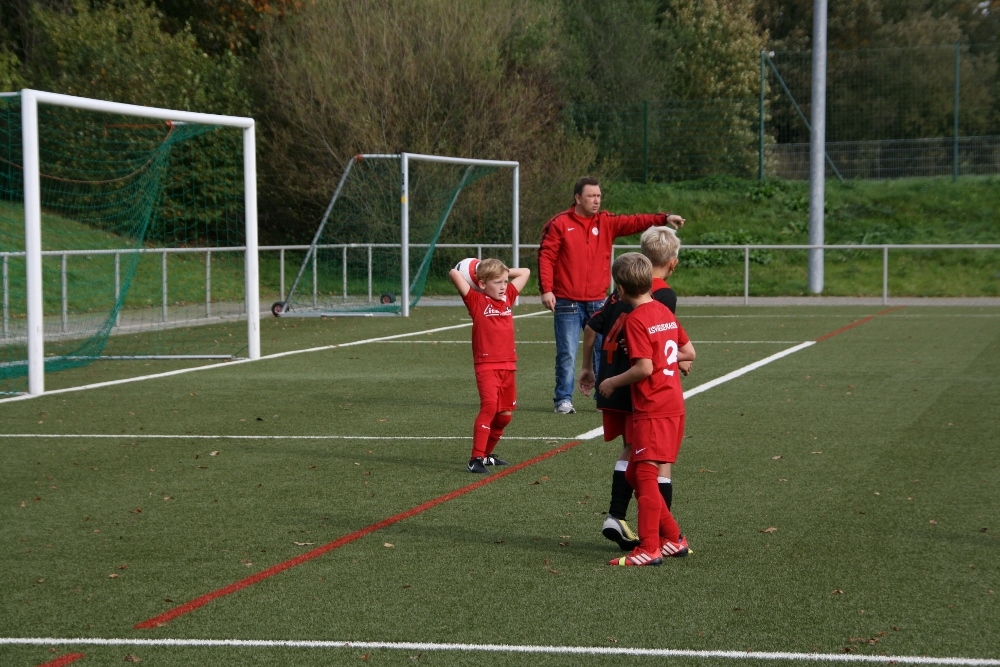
[553,298,604,406]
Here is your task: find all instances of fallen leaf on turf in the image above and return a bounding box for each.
[109,573,118,579]
[529,481,540,485]
[130,508,142,514]
[383,543,394,548]
[209,451,218,456]
[20,501,25,508]
[548,569,560,575]
[560,535,570,538]
[293,542,314,546]
[494,540,504,544]
[832,589,844,595]
[760,527,777,533]
[36,578,45,584]
[778,478,788,482]
[929,519,938,525]
[162,496,172,501]
[124,654,141,662]
[359,653,370,661]
[558,542,569,547]
[402,585,411,589]
[543,559,550,565]
[811,451,823,454]
[771,455,782,460]
[164,599,173,603]
[698,469,716,473]
[119,565,128,570]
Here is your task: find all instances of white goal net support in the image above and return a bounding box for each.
[0,90,260,396]
[273,153,519,317]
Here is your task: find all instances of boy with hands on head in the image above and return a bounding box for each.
[449,259,531,474]
[599,253,695,566]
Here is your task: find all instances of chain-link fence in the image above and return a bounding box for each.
[567,43,1000,182]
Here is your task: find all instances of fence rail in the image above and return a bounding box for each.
[1,242,998,336]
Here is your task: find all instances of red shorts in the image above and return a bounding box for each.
[601,409,633,443]
[630,414,685,464]
[475,368,517,412]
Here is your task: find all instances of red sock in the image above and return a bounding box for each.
[628,462,680,553]
[485,412,512,456]
[471,405,496,459]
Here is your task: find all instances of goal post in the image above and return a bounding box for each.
[275,152,519,318]
[9,89,260,396]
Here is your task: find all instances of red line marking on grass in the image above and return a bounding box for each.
[136,440,581,629]
[814,307,905,342]
[35,654,85,667]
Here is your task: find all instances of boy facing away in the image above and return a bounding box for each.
[578,226,691,550]
[598,253,695,566]
[448,259,531,474]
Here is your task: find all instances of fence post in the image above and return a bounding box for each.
[114,252,120,327]
[1,255,7,336]
[279,248,285,301]
[759,50,766,181]
[882,246,889,305]
[342,246,348,300]
[744,246,750,305]
[642,101,649,183]
[953,42,960,183]
[61,253,67,333]
[162,250,168,323]
[205,250,212,317]
[367,245,373,303]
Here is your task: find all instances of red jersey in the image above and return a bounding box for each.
[537,209,670,301]
[623,299,689,417]
[462,284,520,371]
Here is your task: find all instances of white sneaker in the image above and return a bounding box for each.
[554,401,576,414]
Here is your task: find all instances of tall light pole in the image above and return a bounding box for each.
[808,0,827,294]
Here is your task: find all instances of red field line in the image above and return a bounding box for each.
[136,440,581,629]
[815,306,905,342]
[35,654,85,667]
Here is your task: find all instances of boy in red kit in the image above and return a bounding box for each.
[448,259,531,474]
[599,253,695,566]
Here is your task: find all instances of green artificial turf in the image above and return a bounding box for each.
[0,306,998,666]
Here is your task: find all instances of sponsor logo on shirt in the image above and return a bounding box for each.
[567,227,575,231]
[647,321,678,334]
[591,227,599,236]
[483,303,512,317]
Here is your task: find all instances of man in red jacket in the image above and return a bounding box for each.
[537,177,685,414]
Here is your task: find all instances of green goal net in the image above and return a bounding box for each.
[0,92,250,396]
[275,153,518,317]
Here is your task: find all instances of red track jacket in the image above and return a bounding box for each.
[537,208,669,302]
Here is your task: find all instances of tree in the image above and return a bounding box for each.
[255,0,595,243]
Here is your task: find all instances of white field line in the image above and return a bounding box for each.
[0,434,567,441]
[375,340,806,344]
[574,341,816,441]
[1,638,996,665]
[1,341,817,443]
[0,310,552,405]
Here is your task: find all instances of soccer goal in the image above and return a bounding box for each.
[0,90,260,396]
[273,152,519,317]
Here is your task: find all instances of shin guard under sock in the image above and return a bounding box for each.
[658,477,673,511]
[608,461,633,519]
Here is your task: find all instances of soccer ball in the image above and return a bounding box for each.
[454,257,481,288]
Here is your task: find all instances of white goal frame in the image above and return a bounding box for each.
[17,89,261,395]
[278,152,519,317]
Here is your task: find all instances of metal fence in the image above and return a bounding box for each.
[567,43,1000,182]
[3,242,998,339]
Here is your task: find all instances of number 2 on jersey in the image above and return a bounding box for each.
[663,339,678,376]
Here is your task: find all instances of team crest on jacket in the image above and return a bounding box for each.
[483,302,511,317]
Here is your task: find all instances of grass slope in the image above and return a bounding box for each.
[601,176,1000,297]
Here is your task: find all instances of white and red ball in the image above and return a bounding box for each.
[454,257,481,288]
